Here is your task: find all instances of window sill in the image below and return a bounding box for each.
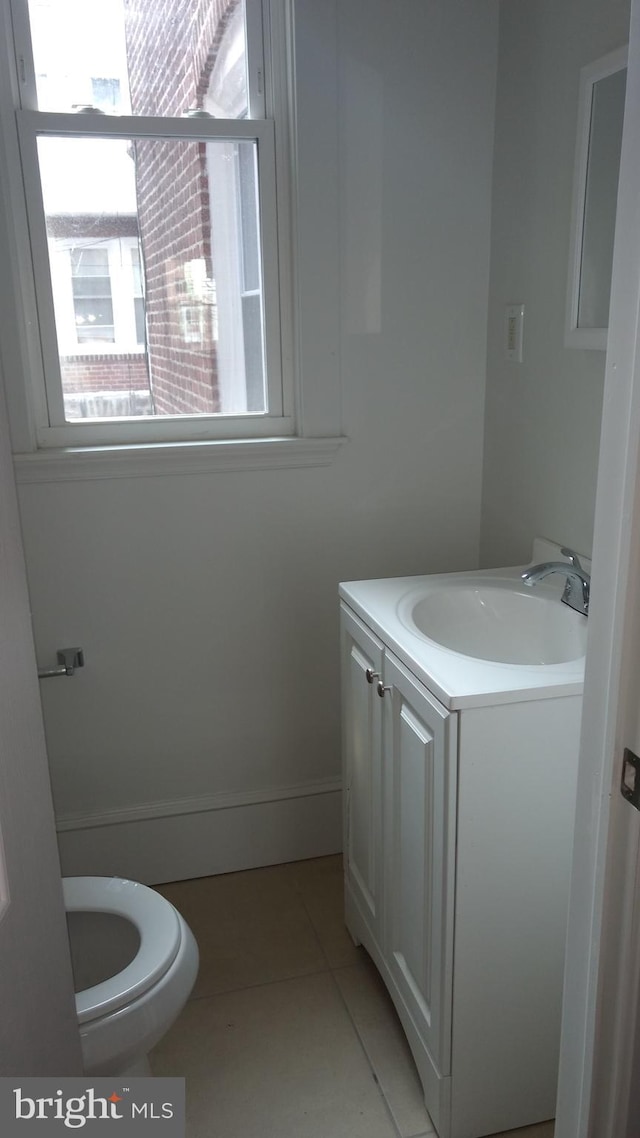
[13,435,348,483]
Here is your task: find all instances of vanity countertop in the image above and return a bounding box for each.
[339,565,585,711]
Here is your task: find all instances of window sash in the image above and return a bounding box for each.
[10,0,269,120]
[16,110,289,445]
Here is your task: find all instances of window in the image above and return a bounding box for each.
[8,0,292,447]
[48,237,152,420]
[91,77,121,113]
[130,246,145,345]
[70,247,115,344]
[52,239,145,354]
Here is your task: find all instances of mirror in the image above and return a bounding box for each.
[566,46,627,350]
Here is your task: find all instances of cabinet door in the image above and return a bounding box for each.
[383,652,457,1076]
[340,603,384,943]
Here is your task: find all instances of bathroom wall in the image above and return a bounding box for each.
[11,0,499,881]
[480,0,631,569]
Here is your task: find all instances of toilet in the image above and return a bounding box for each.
[63,876,199,1076]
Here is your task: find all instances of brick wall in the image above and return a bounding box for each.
[124,0,241,415]
[61,356,150,393]
[60,355,152,419]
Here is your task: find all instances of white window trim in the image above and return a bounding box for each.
[13,435,345,482]
[17,111,290,446]
[0,0,345,478]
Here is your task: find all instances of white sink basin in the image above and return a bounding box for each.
[397,578,587,665]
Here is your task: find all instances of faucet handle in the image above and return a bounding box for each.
[561,546,584,572]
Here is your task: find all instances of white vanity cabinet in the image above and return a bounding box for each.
[342,605,457,1085]
[340,588,582,1138]
[382,651,457,1085]
[341,605,385,947]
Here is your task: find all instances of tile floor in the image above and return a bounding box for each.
[152,855,555,1138]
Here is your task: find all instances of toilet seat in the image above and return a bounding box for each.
[63,876,182,1025]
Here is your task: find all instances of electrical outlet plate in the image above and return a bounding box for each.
[505,304,525,362]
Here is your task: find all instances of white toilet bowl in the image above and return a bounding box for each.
[64,876,199,1076]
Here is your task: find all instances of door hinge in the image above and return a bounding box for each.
[621,748,640,810]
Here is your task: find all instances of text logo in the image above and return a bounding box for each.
[0,1078,185,1135]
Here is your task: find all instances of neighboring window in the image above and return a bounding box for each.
[130,246,145,345]
[10,0,289,447]
[49,237,145,356]
[47,236,151,419]
[90,76,121,113]
[70,247,115,344]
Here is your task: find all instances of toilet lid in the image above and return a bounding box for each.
[63,876,182,1025]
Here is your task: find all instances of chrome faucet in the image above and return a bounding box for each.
[521,547,590,616]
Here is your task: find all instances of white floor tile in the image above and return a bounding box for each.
[334,957,434,1137]
[157,864,327,999]
[283,854,365,968]
[154,858,556,1138]
[151,971,399,1138]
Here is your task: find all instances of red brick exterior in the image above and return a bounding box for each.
[55,1,239,419]
[61,355,152,418]
[124,0,240,120]
[124,0,241,415]
[61,356,149,393]
[129,137,218,414]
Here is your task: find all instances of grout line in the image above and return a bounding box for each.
[279,862,433,1137]
[274,859,340,970]
[328,968,405,1138]
[185,962,332,1004]
[329,962,436,1138]
[296,897,338,973]
[178,859,337,1005]
[299,904,337,972]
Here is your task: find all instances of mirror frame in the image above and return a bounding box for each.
[565,45,628,351]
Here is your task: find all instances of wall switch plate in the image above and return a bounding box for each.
[505,304,525,362]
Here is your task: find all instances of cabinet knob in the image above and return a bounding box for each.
[377,680,391,698]
[365,668,380,684]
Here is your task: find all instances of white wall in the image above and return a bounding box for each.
[0,358,81,1074]
[480,0,631,569]
[13,0,499,882]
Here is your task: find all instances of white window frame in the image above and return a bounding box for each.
[5,0,295,449]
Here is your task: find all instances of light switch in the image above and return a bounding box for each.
[505,304,524,363]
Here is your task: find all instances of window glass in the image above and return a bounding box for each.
[15,0,287,442]
[204,2,248,119]
[38,134,266,421]
[26,0,249,119]
[91,76,122,113]
[28,0,131,113]
[130,247,146,345]
[238,141,260,291]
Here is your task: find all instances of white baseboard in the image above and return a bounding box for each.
[56,778,343,885]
